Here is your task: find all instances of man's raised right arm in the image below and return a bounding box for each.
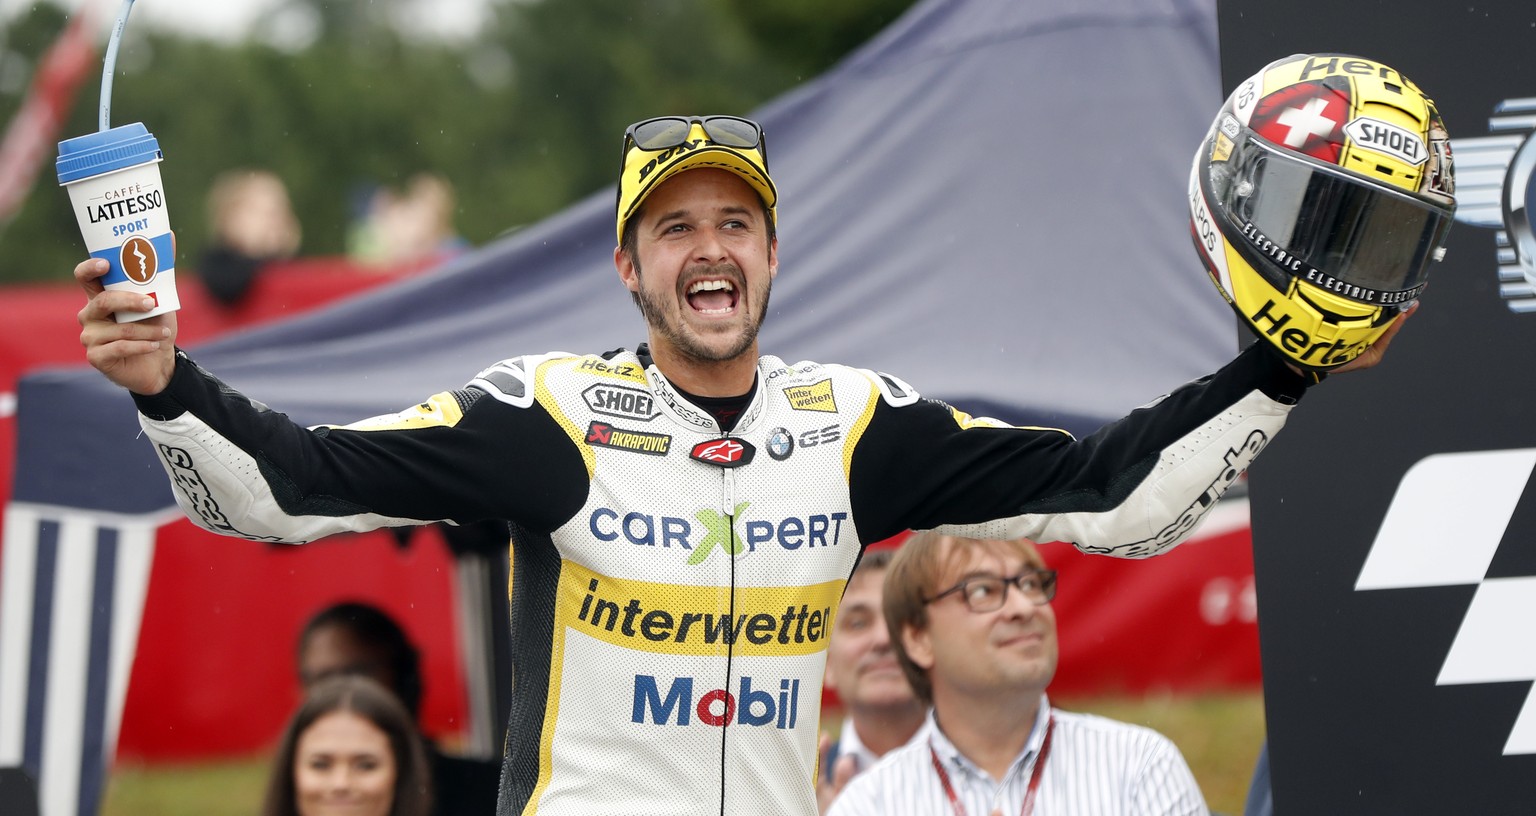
[73,256,588,543]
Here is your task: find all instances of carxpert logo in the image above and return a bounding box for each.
[1355,448,1536,755]
[587,505,850,565]
[1452,97,1536,312]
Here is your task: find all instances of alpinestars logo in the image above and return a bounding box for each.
[1451,97,1536,313]
[1355,448,1536,755]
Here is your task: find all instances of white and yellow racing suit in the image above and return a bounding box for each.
[131,341,1302,816]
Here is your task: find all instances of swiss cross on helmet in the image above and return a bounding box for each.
[1188,53,1457,371]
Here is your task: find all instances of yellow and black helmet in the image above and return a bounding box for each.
[1189,53,1456,370]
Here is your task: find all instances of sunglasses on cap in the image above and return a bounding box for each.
[622,115,768,164]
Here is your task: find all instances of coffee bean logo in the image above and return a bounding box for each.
[119,236,158,284]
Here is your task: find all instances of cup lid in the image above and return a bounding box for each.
[57,122,162,184]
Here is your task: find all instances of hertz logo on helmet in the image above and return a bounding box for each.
[1294,56,1423,92]
[1248,300,1369,365]
[633,675,801,729]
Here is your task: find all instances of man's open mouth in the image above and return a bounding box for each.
[686,279,738,315]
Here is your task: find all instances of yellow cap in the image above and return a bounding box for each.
[615,122,777,243]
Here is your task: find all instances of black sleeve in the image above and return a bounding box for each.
[848,341,1307,542]
[134,352,589,534]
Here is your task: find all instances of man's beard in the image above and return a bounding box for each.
[634,262,771,365]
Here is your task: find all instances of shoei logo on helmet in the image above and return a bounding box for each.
[1345,118,1428,166]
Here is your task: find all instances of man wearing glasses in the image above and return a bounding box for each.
[827,532,1205,815]
[75,115,1401,815]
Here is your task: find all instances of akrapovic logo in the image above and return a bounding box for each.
[1356,448,1536,755]
[585,421,671,456]
[1452,97,1536,313]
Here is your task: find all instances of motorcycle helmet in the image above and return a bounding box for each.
[1189,53,1456,370]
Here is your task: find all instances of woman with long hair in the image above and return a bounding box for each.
[262,674,432,816]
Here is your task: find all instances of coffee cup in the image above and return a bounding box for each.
[57,122,177,322]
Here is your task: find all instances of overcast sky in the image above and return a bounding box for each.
[8,0,495,43]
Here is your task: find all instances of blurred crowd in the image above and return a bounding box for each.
[195,169,469,308]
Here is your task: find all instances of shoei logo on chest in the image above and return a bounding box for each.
[583,384,660,421]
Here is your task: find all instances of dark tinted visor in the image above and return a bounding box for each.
[1216,133,1454,297]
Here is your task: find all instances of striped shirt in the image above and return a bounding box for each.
[827,697,1208,816]
[826,714,935,781]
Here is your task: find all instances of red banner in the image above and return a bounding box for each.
[0,8,100,225]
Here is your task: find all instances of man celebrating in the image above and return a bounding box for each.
[76,111,1414,815]
[828,532,1205,815]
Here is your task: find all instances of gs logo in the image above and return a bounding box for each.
[766,425,841,461]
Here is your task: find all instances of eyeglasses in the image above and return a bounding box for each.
[924,569,1058,613]
[623,115,766,160]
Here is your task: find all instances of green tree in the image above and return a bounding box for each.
[0,0,916,286]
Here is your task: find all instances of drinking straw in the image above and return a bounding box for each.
[99,0,138,131]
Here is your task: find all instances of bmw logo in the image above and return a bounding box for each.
[767,427,794,461]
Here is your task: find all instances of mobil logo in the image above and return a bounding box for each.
[632,674,801,729]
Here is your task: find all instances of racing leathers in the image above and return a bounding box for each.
[131,340,1304,816]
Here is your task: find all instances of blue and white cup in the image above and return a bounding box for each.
[57,122,177,322]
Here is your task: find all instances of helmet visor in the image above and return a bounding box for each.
[1215,133,1454,303]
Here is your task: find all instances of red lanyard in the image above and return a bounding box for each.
[928,714,1055,816]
